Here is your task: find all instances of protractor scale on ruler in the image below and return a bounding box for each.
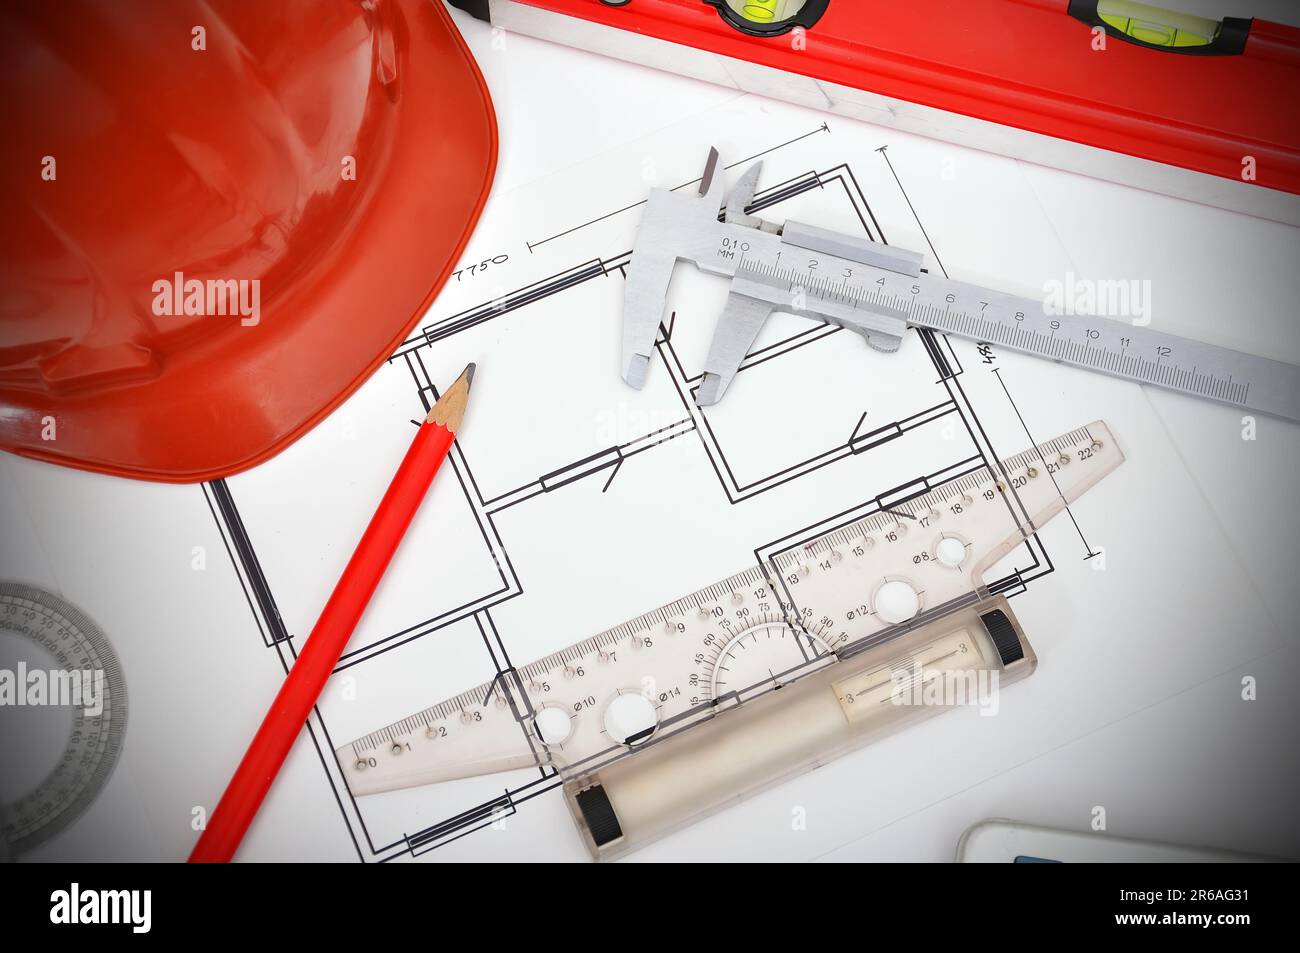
[707,617,836,701]
[0,583,127,857]
[338,420,1122,799]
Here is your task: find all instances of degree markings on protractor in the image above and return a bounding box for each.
[337,421,1123,796]
[0,583,127,857]
[706,616,836,700]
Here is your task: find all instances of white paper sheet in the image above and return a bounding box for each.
[6,82,1296,862]
[213,96,1296,861]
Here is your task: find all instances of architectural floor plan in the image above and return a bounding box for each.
[198,98,1289,861]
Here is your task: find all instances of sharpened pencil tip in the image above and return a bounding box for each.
[424,363,476,431]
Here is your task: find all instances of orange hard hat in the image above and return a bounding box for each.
[0,0,496,481]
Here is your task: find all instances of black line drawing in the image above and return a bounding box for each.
[204,140,1070,862]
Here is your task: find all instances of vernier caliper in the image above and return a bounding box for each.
[621,148,1300,422]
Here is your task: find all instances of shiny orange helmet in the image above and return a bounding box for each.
[0,0,496,481]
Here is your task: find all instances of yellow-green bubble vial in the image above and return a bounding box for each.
[726,0,807,24]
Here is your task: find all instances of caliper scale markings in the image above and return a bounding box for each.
[620,148,1299,421]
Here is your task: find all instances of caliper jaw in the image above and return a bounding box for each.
[621,237,677,389]
[697,293,774,406]
[621,148,731,388]
[621,147,925,404]
[724,163,782,233]
[697,273,912,406]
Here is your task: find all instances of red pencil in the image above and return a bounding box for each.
[189,364,476,862]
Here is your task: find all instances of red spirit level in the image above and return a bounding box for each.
[453,0,1300,225]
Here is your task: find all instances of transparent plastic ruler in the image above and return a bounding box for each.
[338,420,1123,799]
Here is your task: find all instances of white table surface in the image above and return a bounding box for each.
[3,1,1298,862]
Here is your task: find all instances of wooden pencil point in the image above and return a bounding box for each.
[425,363,475,432]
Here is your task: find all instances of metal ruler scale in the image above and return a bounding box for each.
[621,150,1300,421]
[725,256,1297,418]
[338,422,1123,826]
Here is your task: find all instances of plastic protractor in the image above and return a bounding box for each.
[706,617,836,700]
[0,583,127,857]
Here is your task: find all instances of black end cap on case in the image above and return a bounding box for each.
[575,784,624,847]
[981,608,1025,666]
